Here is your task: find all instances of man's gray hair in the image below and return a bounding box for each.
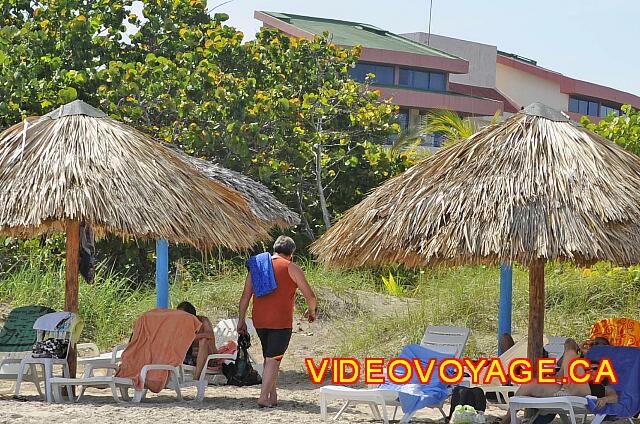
[273,235,296,256]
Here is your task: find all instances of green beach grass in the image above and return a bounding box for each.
[1,258,638,358]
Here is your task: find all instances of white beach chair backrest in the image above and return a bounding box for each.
[421,325,470,358]
[213,318,257,346]
[544,336,567,358]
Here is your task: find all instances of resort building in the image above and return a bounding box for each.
[255,11,640,146]
[403,32,640,124]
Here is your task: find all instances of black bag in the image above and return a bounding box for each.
[448,386,487,419]
[32,338,69,359]
[222,333,262,386]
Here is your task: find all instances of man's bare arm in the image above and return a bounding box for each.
[238,274,253,333]
[288,263,317,321]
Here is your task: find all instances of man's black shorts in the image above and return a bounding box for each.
[256,328,292,360]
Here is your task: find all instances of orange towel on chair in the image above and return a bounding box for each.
[116,309,201,392]
[590,317,640,347]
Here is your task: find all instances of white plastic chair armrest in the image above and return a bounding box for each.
[77,342,100,358]
[84,363,119,378]
[206,353,236,361]
[139,364,180,387]
[112,343,127,362]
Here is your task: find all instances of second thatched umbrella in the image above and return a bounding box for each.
[313,103,640,361]
[163,142,300,229]
[0,100,272,375]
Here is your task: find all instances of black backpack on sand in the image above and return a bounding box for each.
[448,386,487,420]
[222,333,262,386]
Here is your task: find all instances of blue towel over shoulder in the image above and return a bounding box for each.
[246,252,277,297]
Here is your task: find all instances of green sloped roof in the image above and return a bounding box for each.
[261,11,460,60]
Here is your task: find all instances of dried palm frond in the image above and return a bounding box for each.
[0,101,271,251]
[313,103,640,268]
[163,143,300,229]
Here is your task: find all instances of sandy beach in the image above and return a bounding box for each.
[0,319,508,424]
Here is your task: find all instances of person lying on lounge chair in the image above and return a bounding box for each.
[501,338,618,424]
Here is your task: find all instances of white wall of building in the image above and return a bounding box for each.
[403,32,497,88]
[495,63,569,111]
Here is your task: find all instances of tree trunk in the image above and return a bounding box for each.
[315,139,332,231]
[65,220,81,379]
[527,259,546,366]
[296,176,316,241]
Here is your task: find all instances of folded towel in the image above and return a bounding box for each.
[246,252,277,297]
[379,344,451,415]
[585,346,640,418]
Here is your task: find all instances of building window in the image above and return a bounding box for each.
[396,108,409,132]
[398,68,446,92]
[349,63,395,85]
[600,104,620,117]
[568,96,620,118]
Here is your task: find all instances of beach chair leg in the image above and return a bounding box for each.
[438,406,448,420]
[14,361,27,397]
[568,408,577,424]
[510,406,519,424]
[319,393,328,420]
[334,400,351,420]
[379,402,390,424]
[368,402,382,420]
[51,383,62,403]
[119,386,131,402]
[590,415,606,424]
[62,362,73,402]
[133,389,147,403]
[392,406,398,421]
[44,360,54,402]
[30,364,44,397]
[399,410,416,424]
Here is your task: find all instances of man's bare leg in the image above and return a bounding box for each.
[258,358,280,407]
[268,361,280,406]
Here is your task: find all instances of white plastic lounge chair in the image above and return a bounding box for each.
[69,343,128,400]
[14,312,80,402]
[319,325,471,424]
[508,396,635,424]
[544,336,568,359]
[0,305,55,395]
[77,342,127,368]
[50,361,190,403]
[420,326,470,358]
[180,318,258,401]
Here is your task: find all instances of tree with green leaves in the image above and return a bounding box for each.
[0,1,411,247]
[96,12,410,239]
[581,105,640,156]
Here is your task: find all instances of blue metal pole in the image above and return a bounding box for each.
[498,264,513,355]
[156,239,169,309]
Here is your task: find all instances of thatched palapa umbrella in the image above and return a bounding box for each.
[163,142,300,229]
[313,103,640,361]
[152,143,300,306]
[0,100,272,375]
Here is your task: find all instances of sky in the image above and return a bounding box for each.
[207,0,640,96]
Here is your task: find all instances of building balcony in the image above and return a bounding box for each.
[375,85,504,116]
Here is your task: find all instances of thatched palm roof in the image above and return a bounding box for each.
[0,100,270,251]
[162,143,299,229]
[313,103,640,268]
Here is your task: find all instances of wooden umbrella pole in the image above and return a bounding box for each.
[64,220,81,379]
[527,258,546,366]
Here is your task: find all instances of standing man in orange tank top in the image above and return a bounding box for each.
[238,236,317,408]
